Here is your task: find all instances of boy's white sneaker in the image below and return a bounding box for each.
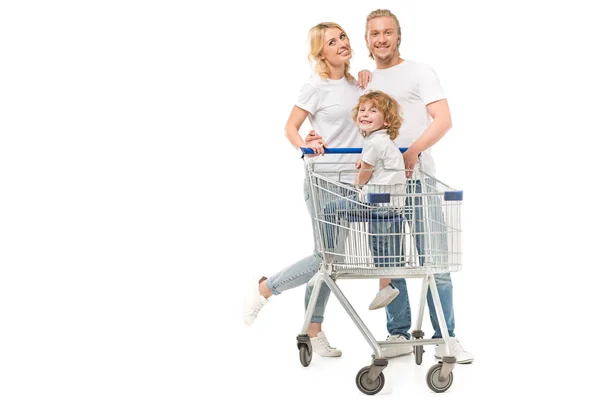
[369,284,400,310]
[243,277,268,325]
[310,331,342,357]
[434,337,474,364]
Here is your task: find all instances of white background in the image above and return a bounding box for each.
[1,0,599,399]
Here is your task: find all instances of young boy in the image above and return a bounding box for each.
[351,91,406,310]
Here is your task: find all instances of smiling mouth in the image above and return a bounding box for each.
[339,48,349,55]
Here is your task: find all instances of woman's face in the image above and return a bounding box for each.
[320,28,351,67]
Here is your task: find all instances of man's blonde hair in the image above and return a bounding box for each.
[365,9,401,60]
[352,91,403,140]
[308,22,355,82]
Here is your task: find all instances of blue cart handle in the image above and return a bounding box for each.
[301,147,409,154]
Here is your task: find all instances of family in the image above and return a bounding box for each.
[243,8,473,364]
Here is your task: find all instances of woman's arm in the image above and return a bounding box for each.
[285,106,326,155]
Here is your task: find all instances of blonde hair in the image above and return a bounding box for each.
[308,22,355,82]
[365,9,402,60]
[352,91,403,140]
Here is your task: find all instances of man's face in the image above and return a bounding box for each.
[366,16,400,62]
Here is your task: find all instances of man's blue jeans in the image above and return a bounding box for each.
[383,179,455,339]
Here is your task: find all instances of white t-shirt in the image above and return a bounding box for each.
[361,129,406,204]
[296,75,363,181]
[368,60,446,176]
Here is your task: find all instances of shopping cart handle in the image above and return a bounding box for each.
[301,147,409,154]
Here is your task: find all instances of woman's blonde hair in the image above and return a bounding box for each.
[351,91,403,140]
[308,22,355,83]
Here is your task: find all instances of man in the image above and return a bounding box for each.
[365,9,472,363]
[308,9,474,363]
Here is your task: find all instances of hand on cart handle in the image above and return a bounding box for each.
[402,147,420,179]
[304,130,327,156]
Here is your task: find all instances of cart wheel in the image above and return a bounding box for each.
[299,344,312,367]
[414,345,424,365]
[355,366,385,395]
[426,363,453,393]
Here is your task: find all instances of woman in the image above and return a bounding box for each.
[243,22,370,357]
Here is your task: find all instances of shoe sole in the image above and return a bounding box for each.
[434,354,474,364]
[368,290,400,310]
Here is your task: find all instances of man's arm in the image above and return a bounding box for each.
[403,99,452,177]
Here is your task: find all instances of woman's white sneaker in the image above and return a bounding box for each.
[243,278,268,325]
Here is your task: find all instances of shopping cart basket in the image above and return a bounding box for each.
[296,148,464,395]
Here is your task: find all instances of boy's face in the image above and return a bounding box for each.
[357,101,385,134]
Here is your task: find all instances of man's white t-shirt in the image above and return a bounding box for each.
[296,75,363,181]
[361,129,406,203]
[368,60,445,176]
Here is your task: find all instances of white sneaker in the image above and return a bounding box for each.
[368,284,400,310]
[243,277,268,325]
[310,331,342,357]
[434,337,474,364]
[380,334,413,358]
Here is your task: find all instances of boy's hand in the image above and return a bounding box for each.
[403,148,419,178]
[355,159,362,169]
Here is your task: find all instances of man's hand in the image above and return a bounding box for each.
[355,158,362,169]
[403,148,419,178]
[357,70,372,89]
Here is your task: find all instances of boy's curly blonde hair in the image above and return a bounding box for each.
[351,91,403,140]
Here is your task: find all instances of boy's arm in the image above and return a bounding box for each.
[355,160,374,185]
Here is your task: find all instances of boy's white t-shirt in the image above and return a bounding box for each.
[368,60,446,176]
[296,75,363,181]
[361,129,406,203]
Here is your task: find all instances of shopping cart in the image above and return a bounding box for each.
[296,148,464,395]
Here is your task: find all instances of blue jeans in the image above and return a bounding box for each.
[383,179,455,339]
[266,179,334,323]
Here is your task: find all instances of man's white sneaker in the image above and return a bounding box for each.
[379,334,413,358]
[310,331,342,357]
[243,277,268,325]
[434,337,474,364]
[368,284,400,310]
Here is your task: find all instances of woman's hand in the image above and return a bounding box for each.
[357,70,372,89]
[307,138,327,156]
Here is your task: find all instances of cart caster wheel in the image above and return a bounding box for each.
[355,366,385,395]
[414,345,424,365]
[426,363,453,393]
[299,344,312,367]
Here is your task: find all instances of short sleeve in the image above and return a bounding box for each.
[361,138,380,166]
[418,64,446,106]
[295,83,319,114]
